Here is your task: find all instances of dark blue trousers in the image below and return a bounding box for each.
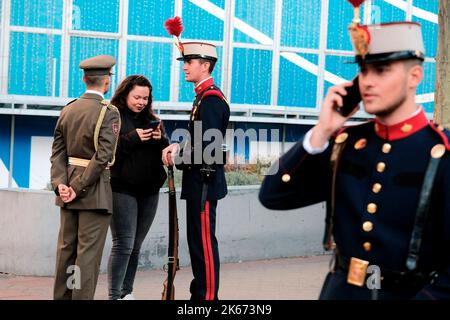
[186,199,220,300]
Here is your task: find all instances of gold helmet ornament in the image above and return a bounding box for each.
[347,0,371,59]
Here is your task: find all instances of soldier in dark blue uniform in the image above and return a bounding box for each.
[162,40,230,300]
[259,17,450,299]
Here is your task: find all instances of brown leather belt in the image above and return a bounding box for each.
[335,255,437,292]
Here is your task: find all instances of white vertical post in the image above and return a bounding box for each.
[222,0,235,100]
[363,0,373,24]
[59,0,72,97]
[52,58,57,96]
[270,0,283,107]
[315,0,329,111]
[118,0,129,84]
[406,0,413,21]
[169,0,183,102]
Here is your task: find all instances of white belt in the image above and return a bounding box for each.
[68,157,90,167]
[68,157,111,169]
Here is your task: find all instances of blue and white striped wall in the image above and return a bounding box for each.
[0,0,440,189]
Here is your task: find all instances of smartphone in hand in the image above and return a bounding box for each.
[334,76,362,117]
[142,120,160,130]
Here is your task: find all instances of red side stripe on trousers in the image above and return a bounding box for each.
[201,201,215,300]
[204,202,215,300]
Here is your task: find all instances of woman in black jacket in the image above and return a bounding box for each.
[107,75,168,300]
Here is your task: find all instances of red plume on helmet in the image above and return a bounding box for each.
[164,16,184,54]
[346,0,365,20]
[347,0,365,7]
[164,16,183,37]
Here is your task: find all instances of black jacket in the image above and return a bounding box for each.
[111,106,169,197]
[179,84,230,201]
[259,110,450,300]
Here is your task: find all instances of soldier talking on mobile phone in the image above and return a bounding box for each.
[260,0,450,300]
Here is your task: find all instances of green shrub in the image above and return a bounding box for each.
[161,158,274,188]
[225,170,262,186]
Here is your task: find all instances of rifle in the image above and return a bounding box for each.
[162,166,179,300]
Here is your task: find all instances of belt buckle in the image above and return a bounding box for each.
[347,257,369,287]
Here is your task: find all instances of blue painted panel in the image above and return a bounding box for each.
[278,53,318,108]
[421,102,434,114]
[327,0,371,51]
[72,0,119,32]
[163,120,189,144]
[281,0,321,49]
[231,48,272,105]
[413,17,437,58]
[327,0,361,51]
[0,115,11,170]
[163,120,189,135]
[233,122,281,160]
[8,32,61,96]
[128,0,175,37]
[323,55,358,96]
[11,0,63,29]
[12,116,57,188]
[413,0,438,13]
[179,47,223,103]
[68,37,118,98]
[412,0,438,59]
[285,124,310,143]
[127,41,172,102]
[234,0,274,44]
[182,0,224,41]
[417,61,435,114]
[0,0,2,45]
[370,0,406,23]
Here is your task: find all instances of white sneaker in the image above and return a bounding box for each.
[119,293,135,300]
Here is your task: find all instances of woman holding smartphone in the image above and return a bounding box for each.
[108,75,168,300]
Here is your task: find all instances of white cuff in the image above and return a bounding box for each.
[303,129,329,155]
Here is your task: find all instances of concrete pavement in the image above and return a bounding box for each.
[0,255,329,300]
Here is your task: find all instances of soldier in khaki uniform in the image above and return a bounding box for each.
[50,55,120,300]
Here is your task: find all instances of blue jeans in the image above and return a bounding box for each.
[107,192,159,300]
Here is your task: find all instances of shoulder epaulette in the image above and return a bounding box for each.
[107,103,119,113]
[100,99,119,113]
[66,99,77,106]
[201,86,227,102]
[429,121,450,151]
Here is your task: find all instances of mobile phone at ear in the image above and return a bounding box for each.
[334,76,362,117]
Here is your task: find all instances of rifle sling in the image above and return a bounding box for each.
[406,155,441,271]
[323,140,347,251]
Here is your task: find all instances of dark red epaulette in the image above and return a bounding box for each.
[429,121,450,151]
[200,86,226,101]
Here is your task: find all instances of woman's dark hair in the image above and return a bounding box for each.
[111,75,157,120]
[112,75,166,135]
